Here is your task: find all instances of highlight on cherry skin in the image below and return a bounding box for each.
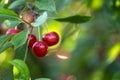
[42,32,59,46]
[32,41,48,57]
[22,11,34,23]
[6,28,21,35]
[27,34,37,48]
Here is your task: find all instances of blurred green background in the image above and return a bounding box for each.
[0,0,120,80]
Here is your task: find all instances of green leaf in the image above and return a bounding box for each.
[0,35,13,48]
[55,15,92,23]
[112,71,120,80]
[9,59,30,80]
[0,8,19,17]
[34,0,56,12]
[15,42,28,60]
[10,30,29,50]
[35,78,51,80]
[8,0,26,9]
[32,12,47,27]
[0,42,13,53]
[0,14,19,21]
[5,20,21,28]
[0,8,20,20]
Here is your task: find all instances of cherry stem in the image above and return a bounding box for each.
[22,3,35,62]
[23,42,29,62]
[22,19,33,34]
[22,19,32,27]
[38,26,42,41]
[22,20,32,62]
[30,27,33,34]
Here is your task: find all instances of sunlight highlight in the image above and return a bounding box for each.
[91,0,103,10]
[116,0,120,7]
[13,66,19,75]
[56,49,70,60]
[5,0,9,4]
[57,54,69,60]
[107,43,120,64]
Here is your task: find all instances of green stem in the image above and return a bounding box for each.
[38,26,42,41]
[23,42,28,61]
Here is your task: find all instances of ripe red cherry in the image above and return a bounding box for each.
[28,34,37,48]
[6,28,21,35]
[32,41,48,57]
[22,11,34,23]
[42,32,59,46]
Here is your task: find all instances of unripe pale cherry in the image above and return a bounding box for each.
[22,11,34,23]
[42,32,59,46]
[27,34,37,48]
[32,41,48,57]
[6,28,21,35]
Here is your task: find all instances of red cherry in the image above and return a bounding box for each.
[22,11,34,23]
[28,34,37,48]
[6,28,21,35]
[32,41,48,57]
[42,32,59,46]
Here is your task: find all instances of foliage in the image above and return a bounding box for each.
[0,0,120,80]
[55,15,92,23]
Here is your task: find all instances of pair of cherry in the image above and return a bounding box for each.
[29,31,59,57]
[6,28,59,57]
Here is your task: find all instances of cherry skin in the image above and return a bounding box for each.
[32,41,48,57]
[22,11,34,23]
[42,32,59,46]
[6,28,21,35]
[28,34,37,48]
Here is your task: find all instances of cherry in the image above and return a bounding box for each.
[22,11,34,23]
[28,34,37,48]
[32,41,48,57]
[6,28,21,35]
[42,32,59,46]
